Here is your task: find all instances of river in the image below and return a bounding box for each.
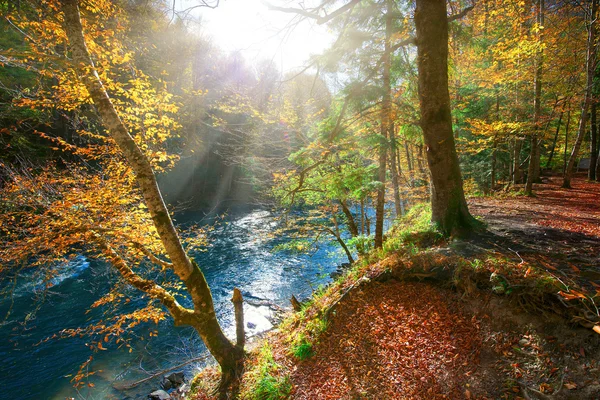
[0,208,373,399]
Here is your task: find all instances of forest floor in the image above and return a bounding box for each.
[469,173,600,292]
[190,174,600,400]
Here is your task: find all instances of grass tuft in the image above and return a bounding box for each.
[243,344,291,400]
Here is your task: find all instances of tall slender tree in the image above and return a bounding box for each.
[525,0,545,196]
[564,0,598,188]
[374,0,394,248]
[60,0,243,393]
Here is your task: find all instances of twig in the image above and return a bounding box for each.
[112,355,209,391]
[508,247,525,264]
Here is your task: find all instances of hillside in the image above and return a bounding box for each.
[190,176,600,399]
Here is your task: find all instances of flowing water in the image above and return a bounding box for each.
[0,208,367,399]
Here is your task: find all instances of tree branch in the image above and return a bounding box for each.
[91,232,194,326]
[447,5,475,23]
[132,241,173,270]
[266,0,360,25]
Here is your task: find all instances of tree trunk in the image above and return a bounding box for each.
[564,0,598,188]
[509,141,514,181]
[60,0,242,386]
[331,216,354,264]
[416,144,425,175]
[596,142,600,181]
[360,198,365,235]
[525,0,544,196]
[365,196,371,236]
[546,109,563,169]
[389,122,403,218]
[231,288,245,350]
[491,91,500,190]
[596,152,600,181]
[339,199,359,237]
[414,0,476,235]
[563,108,572,174]
[513,139,523,184]
[405,141,413,173]
[590,102,598,180]
[490,137,498,191]
[375,0,393,248]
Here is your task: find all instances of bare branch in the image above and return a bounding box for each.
[266,0,360,25]
[447,5,475,23]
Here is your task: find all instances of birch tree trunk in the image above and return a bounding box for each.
[60,0,242,390]
[414,0,477,235]
[563,0,598,188]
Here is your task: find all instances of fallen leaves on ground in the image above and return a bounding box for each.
[469,174,600,293]
[471,175,600,238]
[289,282,482,399]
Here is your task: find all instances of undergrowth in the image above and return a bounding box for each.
[242,344,291,400]
[210,202,599,398]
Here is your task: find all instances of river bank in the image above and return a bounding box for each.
[0,208,352,399]
[188,180,600,399]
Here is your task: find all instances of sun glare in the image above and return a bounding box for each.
[185,0,335,71]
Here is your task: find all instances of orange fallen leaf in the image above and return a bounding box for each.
[569,264,580,273]
[593,325,600,335]
[558,290,588,301]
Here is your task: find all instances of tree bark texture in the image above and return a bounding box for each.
[590,102,597,180]
[60,0,242,379]
[563,108,572,174]
[231,288,245,350]
[545,109,563,169]
[564,0,598,188]
[414,0,476,235]
[339,199,359,237]
[513,139,523,184]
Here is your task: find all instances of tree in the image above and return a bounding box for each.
[525,0,545,196]
[57,0,243,393]
[414,0,477,235]
[374,0,394,248]
[563,0,598,188]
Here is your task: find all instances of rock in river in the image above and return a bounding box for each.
[161,371,185,390]
[148,389,171,400]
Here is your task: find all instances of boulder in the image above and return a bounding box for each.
[160,378,172,391]
[161,371,185,390]
[148,390,171,400]
[167,371,185,386]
